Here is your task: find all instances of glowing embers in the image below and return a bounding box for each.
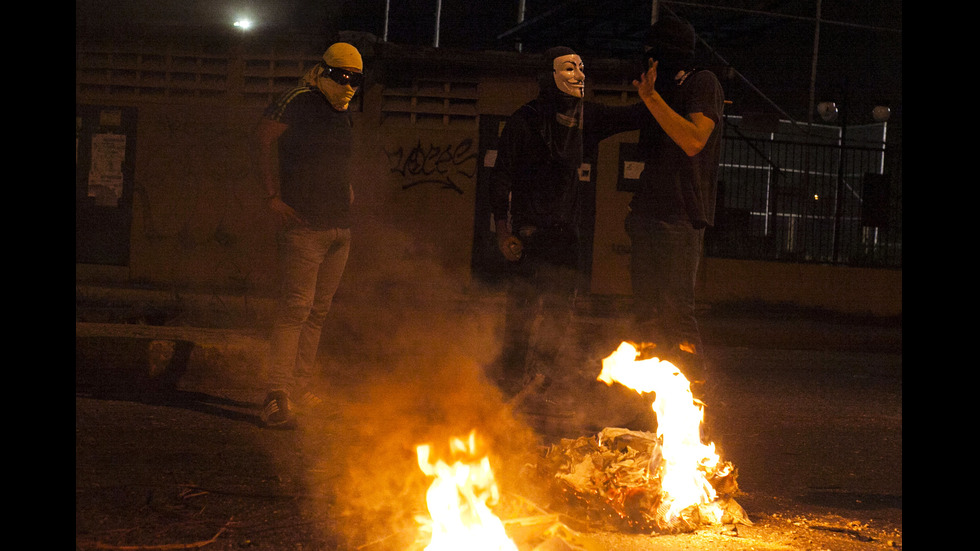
[415,431,518,550]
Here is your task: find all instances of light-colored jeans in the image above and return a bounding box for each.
[268,226,351,396]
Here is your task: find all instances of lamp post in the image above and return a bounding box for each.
[817,100,890,263]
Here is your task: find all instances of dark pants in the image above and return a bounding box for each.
[497,227,581,385]
[625,213,707,380]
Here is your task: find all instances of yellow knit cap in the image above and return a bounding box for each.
[322,42,362,71]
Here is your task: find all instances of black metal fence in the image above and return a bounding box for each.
[705,116,902,269]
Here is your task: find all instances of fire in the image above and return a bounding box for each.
[415,431,518,551]
[598,341,722,526]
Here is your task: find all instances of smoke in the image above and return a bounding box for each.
[290,208,541,548]
[312,349,538,546]
[305,308,540,548]
[283,158,647,547]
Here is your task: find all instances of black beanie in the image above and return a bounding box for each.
[545,46,578,64]
[644,16,696,62]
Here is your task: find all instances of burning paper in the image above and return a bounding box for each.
[415,431,519,550]
[599,342,719,521]
[543,341,747,534]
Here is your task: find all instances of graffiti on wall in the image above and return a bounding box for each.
[385,138,478,195]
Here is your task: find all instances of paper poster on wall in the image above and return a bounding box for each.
[88,133,127,207]
[623,161,644,180]
[617,142,642,192]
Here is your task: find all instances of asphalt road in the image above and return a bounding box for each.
[75,307,901,550]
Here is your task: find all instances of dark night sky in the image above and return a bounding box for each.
[75,1,902,53]
[75,1,547,48]
[76,1,902,124]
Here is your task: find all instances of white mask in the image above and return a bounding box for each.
[552,54,585,98]
[316,66,360,111]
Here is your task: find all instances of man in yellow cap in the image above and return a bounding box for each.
[254,42,365,428]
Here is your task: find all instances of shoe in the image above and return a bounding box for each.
[294,390,324,415]
[528,371,553,393]
[496,376,524,399]
[633,341,659,361]
[260,390,295,428]
[496,368,529,399]
[666,347,707,387]
[504,372,551,403]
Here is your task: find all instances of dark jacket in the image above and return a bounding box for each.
[491,99,647,233]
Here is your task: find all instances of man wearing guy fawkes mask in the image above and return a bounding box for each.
[627,16,725,399]
[490,47,645,399]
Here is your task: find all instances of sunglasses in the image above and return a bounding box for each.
[322,65,364,88]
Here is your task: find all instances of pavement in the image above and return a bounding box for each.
[75,282,901,388]
[75,283,902,550]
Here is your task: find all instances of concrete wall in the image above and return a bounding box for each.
[76,42,901,318]
[125,102,273,290]
[698,258,902,317]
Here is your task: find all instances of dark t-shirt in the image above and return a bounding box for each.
[263,86,354,229]
[630,70,725,228]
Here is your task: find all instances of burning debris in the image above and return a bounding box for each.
[557,341,750,533]
[528,341,749,536]
[409,342,749,550]
[543,427,747,534]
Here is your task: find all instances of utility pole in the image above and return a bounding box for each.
[383,0,389,42]
[808,0,822,126]
[434,0,442,47]
[516,0,525,52]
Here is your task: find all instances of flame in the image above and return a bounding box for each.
[598,341,721,525]
[416,431,518,551]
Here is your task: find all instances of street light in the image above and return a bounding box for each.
[872,105,891,123]
[817,101,890,124]
[816,101,838,123]
[816,101,891,262]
